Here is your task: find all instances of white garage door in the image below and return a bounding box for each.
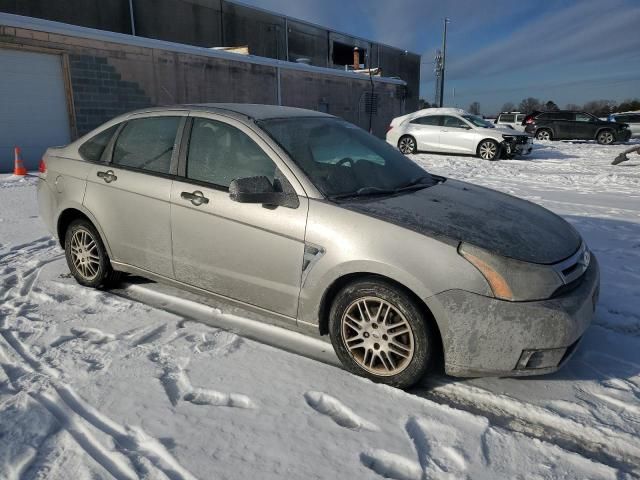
[0,48,71,172]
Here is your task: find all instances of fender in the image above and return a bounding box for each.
[55,200,115,259]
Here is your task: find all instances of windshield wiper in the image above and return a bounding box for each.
[329,175,444,201]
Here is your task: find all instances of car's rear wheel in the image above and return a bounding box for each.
[477,139,500,160]
[64,219,121,288]
[536,129,552,141]
[328,278,436,388]
[398,135,417,154]
[597,129,615,145]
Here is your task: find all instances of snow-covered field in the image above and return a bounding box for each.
[1,139,639,480]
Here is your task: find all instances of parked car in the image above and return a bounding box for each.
[608,111,640,138]
[495,112,526,131]
[386,108,532,160]
[522,110,632,144]
[38,104,599,388]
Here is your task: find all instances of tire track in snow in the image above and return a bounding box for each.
[0,238,200,480]
[415,381,640,477]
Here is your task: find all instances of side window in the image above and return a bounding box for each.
[112,117,180,174]
[187,118,277,188]
[410,116,440,126]
[499,114,515,123]
[78,125,119,162]
[442,116,468,128]
[516,114,524,123]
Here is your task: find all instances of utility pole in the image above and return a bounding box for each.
[438,18,450,107]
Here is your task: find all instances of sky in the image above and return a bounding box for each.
[240,0,640,115]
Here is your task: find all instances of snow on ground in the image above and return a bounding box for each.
[1,139,639,479]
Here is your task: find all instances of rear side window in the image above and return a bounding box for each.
[78,125,119,162]
[442,116,468,128]
[540,112,572,121]
[410,116,441,126]
[516,114,524,122]
[499,114,515,123]
[186,117,277,188]
[112,117,180,174]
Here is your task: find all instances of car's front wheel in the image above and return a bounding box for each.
[597,129,615,145]
[398,135,417,154]
[328,278,437,388]
[64,219,121,288]
[477,139,500,161]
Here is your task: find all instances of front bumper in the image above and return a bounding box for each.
[427,255,600,377]
[618,129,632,142]
[502,138,533,157]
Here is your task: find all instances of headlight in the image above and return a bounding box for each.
[458,243,564,301]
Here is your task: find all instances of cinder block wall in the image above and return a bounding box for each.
[0,23,404,140]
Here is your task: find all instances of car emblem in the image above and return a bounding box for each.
[580,250,591,268]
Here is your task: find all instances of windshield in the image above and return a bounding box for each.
[462,115,494,128]
[258,117,437,198]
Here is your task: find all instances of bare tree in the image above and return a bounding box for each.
[565,103,581,110]
[583,99,617,117]
[544,100,559,111]
[518,97,542,114]
[468,101,481,115]
[501,102,516,112]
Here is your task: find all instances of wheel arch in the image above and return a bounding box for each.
[595,126,615,138]
[317,272,444,361]
[56,205,114,258]
[476,137,501,157]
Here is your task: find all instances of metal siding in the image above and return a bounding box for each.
[0,48,71,172]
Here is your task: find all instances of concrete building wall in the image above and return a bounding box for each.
[0,0,420,111]
[0,16,406,172]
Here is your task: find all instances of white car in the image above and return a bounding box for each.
[387,108,533,161]
[608,111,640,138]
[495,112,526,131]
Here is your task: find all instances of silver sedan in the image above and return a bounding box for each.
[37,104,599,388]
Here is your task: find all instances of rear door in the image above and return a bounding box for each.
[572,112,598,140]
[405,115,442,151]
[546,112,573,139]
[438,115,477,153]
[84,111,186,277]
[170,114,308,318]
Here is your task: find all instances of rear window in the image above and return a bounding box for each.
[616,114,640,123]
[112,117,180,174]
[78,125,119,162]
[499,114,515,123]
[410,116,441,126]
[539,112,572,120]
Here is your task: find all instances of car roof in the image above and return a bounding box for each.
[130,103,336,121]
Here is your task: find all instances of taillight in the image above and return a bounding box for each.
[38,158,47,174]
[525,117,535,124]
[387,124,393,132]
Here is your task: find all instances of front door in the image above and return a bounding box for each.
[84,112,185,278]
[439,115,476,153]
[170,115,308,318]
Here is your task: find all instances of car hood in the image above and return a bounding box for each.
[340,179,581,265]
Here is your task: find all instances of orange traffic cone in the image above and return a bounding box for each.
[13,147,27,176]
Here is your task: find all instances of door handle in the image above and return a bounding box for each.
[97,170,117,183]
[181,190,209,206]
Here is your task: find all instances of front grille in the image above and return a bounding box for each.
[552,274,585,298]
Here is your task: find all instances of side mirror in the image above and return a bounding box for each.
[229,176,299,208]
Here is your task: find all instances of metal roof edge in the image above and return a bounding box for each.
[0,12,407,86]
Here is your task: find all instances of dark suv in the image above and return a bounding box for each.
[522,110,631,144]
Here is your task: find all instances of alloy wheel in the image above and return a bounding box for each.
[598,131,614,144]
[537,130,551,141]
[478,141,498,160]
[70,228,100,281]
[398,137,416,154]
[340,296,415,376]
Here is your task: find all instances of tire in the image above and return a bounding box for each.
[596,129,615,145]
[398,135,417,154]
[477,139,500,161]
[64,219,121,289]
[536,129,552,141]
[328,277,437,388]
